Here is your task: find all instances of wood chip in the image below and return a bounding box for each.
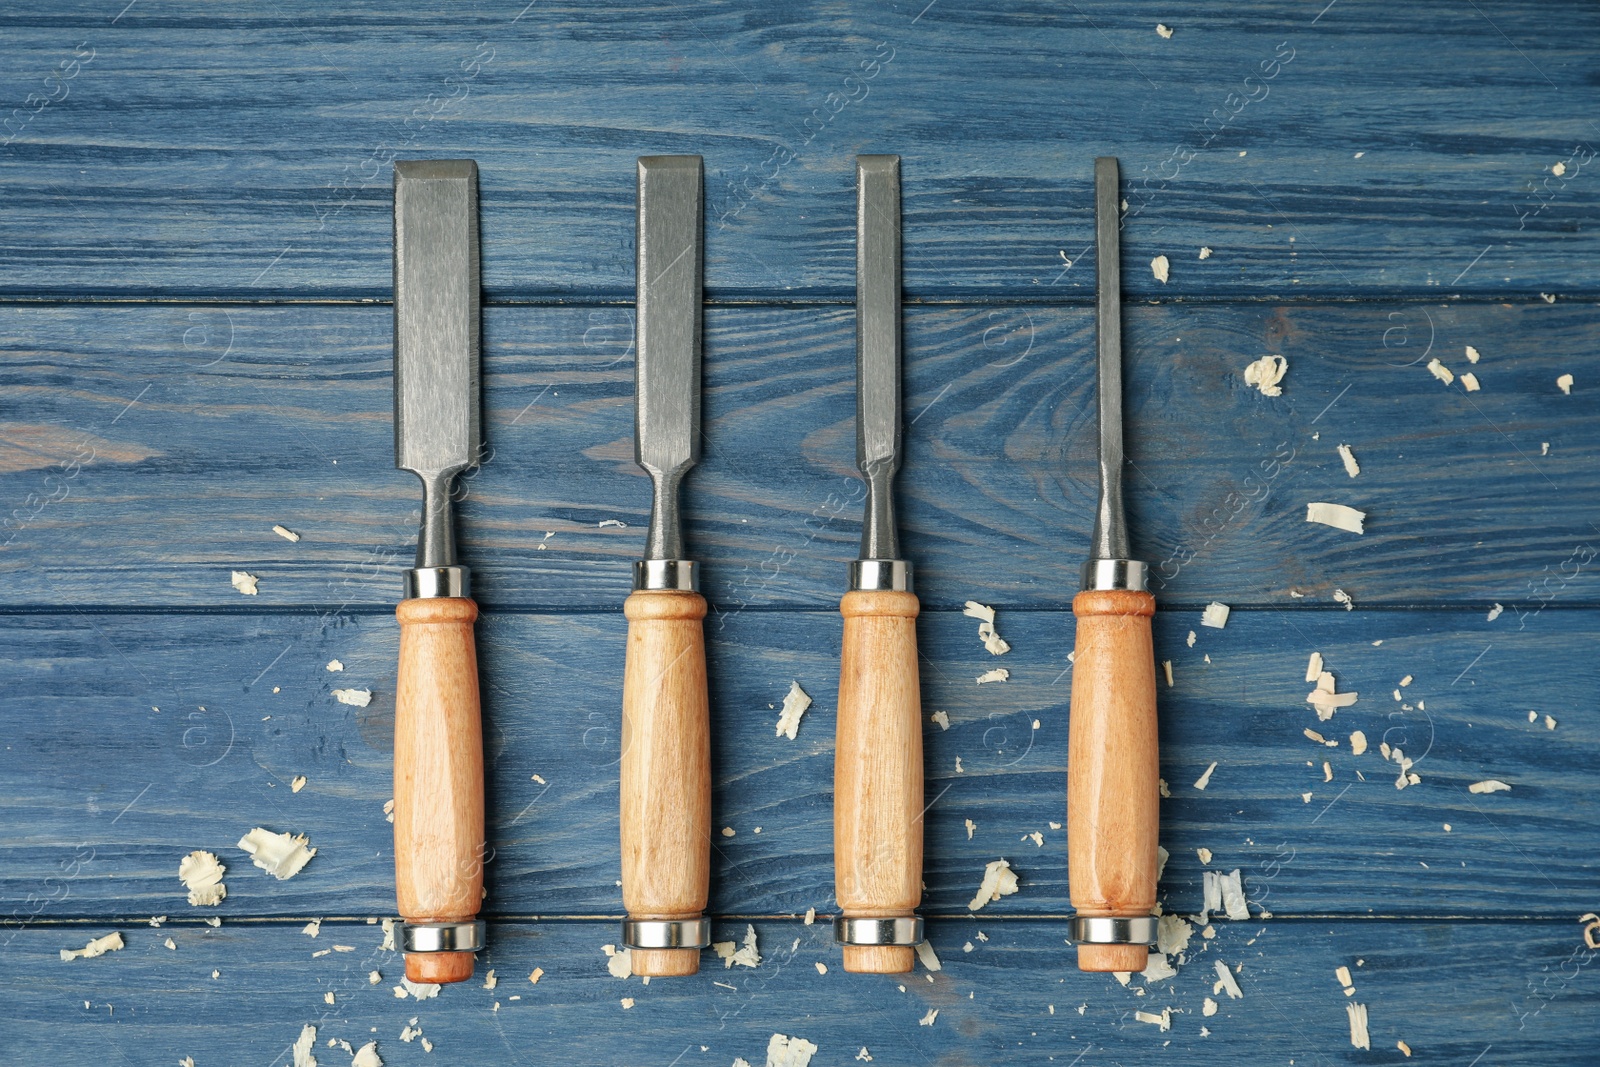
[1306,502,1366,534]
[237,827,316,880]
[351,1042,381,1067]
[915,940,941,972]
[1243,355,1288,397]
[1305,651,1323,683]
[766,1033,819,1066]
[272,525,300,542]
[1162,660,1173,687]
[602,943,633,978]
[1468,779,1511,794]
[931,710,950,730]
[529,967,543,984]
[775,681,812,739]
[975,668,1009,684]
[712,924,761,969]
[302,918,321,937]
[964,818,976,840]
[60,932,123,961]
[332,688,371,707]
[1461,372,1481,392]
[1426,358,1454,385]
[1398,1039,1412,1057]
[178,850,226,906]
[1155,23,1173,37]
[1134,1008,1171,1031]
[1337,443,1360,477]
[325,660,343,672]
[1336,964,1355,995]
[1202,997,1218,1016]
[1151,255,1170,283]
[1194,761,1218,790]
[1201,602,1230,629]
[1347,1002,1370,1050]
[1465,345,1481,363]
[1213,959,1243,999]
[290,775,307,793]
[291,1025,316,1067]
[1199,246,1213,259]
[230,570,259,595]
[968,858,1019,911]
[1557,373,1573,395]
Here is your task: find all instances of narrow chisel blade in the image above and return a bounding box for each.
[855,154,902,562]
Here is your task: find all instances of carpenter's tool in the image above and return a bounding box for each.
[1067,156,1160,972]
[391,159,487,985]
[619,155,712,977]
[833,155,925,974]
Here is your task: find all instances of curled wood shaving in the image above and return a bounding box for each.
[60,931,123,961]
[178,850,226,906]
[1468,779,1511,794]
[915,941,941,972]
[1156,914,1193,957]
[765,1033,819,1066]
[1580,913,1600,950]
[237,827,316,880]
[774,681,812,740]
[1201,602,1230,629]
[931,710,950,730]
[968,858,1019,911]
[230,571,259,596]
[975,668,1009,684]
[1213,959,1243,999]
[1134,1008,1171,1031]
[1243,355,1288,397]
[713,924,761,969]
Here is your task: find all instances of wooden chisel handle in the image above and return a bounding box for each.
[1067,588,1159,972]
[621,588,711,977]
[834,589,924,973]
[394,596,485,984]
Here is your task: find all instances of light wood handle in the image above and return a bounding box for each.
[834,589,923,974]
[1067,588,1159,972]
[621,589,711,977]
[394,596,485,985]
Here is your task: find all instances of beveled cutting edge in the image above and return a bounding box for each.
[852,154,909,593]
[634,155,703,586]
[394,159,482,597]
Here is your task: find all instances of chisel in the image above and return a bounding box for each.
[833,154,924,974]
[1067,156,1160,972]
[391,160,487,984]
[619,155,712,977]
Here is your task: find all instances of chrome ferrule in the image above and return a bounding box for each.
[1069,915,1158,946]
[404,565,470,600]
[633,558,698,592]
[1080,558,1147,593]
[833,915,924,947]
[849,558,912,592]
[622,917,711,950]
[401,920,486,953]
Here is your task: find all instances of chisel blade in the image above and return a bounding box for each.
[635,155,703,562]
[394,160,481,482]
[855,154,902,562]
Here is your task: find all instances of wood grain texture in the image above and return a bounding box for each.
[0,4,1595,299]
[621,589,711,976]
[0,607,1591,919]
[834,589,922,973]
[393,596,483,984]
[0,301,1595,611]
[2,918,1594,1065]
[1068,589,1159,972]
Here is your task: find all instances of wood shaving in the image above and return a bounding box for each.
[1305,502,1365,534]
[1157,914,1193,957]
[324,992,335,1005]
[1546,715,1557,730]
[1199,246,1213,259]
[1336,964,1355,995]
[1347,1002,1370,1050]
[915,940,941,972]
[1201,869,1249,922]
[1333,588,1354,611]
[1162,660,1173,687]
[1141,953,1177,982]
[1336,443,1360,477]
[1022,831,1044,847]
[1465,345,1480,363]
[325,660,343,672]
[1151,255,1170,283]
[164,937,176,950]
[303,918,321,937]
[394,978,439,1000]
[1323,761,1333,782]
[351,1043,381,1067]
[1157,844,1169,880]
[1426,358,1454,385]
[1134,1008,1171,1031]
[968,858,1019,911]
[1305,651,1323,683]
[1155,23,1173,37]
[1306,669,1358,719]
[774,681,812,739]
[931,710,950,730]
[803,907,815,926]
[529,967,544,984]
[237,827,316,879]
[765,1033,819,1067]
[1243,355,1288,397]
[332,688,372,707]
[1468,779,1511,794]
[1557,373,1573,395]
[60,931,123,961]
[1398,1039,1412,1057]
[1187,630,1197,647]
[1581,914,1600,950]
[962,601,1011,655]
[964,818,976,839]
[273,525,301,542]
[383,799,395,823]
[856,1050,873,1062]
[1201,602,1230,629]
[292,1025,317,1067]
[291,775,307,793]
[1461,372,1481,392]
[1194,761,1218,790]
[975,668,1009,684]
[1197,847,1212,865]
[620,997,635,1008]
[230,571,259,596]
[602,943,633,978]
[178,850,226,906]
[1202,997,1218,1016]
[1213,959,1243,999]
[713,925,762,969]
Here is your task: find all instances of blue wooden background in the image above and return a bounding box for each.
[2,2,1597,1063]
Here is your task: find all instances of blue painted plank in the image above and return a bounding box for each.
[0,2,1595,299]
[3,918,1594,1064]
[1,608,1592,921]
[0,301,1592,609]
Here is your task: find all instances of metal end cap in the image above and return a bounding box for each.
[833,916,924,946]
[622,918,711,950]
[1080,558,1147,592]
[1069,915,1158,946]
[401,920,486,953]
[633,559,698,592]
[849,559,912,592]
[405,566,470,600]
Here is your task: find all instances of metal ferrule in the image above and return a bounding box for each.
[622,917,711,950]
[1069,915,1158,946]
[633,558,698,592]
[401,920,486,953]
[850,558,912,592]
[1080,558,1147,593]
[834,915,924,947]
[404,565,470,600]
